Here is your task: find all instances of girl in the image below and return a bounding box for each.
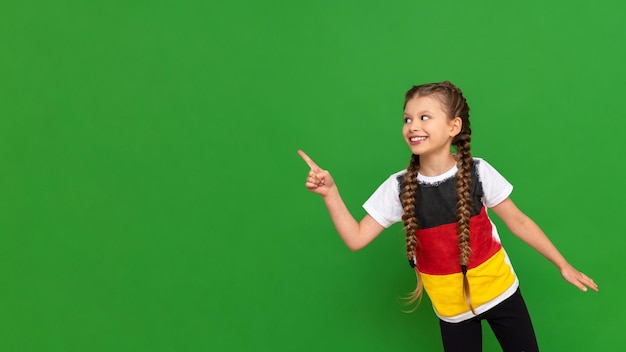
[298,81,598,352]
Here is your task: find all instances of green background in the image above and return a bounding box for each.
[1,0,623,351]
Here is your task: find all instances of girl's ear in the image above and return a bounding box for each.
[450,117,462,137]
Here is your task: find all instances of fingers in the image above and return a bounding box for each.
[567,270,599,292]
[578,272,599,292]
[304,170,328,189]
[297,150,321,171]
[298,150,334,195]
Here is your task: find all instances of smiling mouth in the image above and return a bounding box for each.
[410,136,427,142]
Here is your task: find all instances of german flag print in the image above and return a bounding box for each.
[398,160,518,320]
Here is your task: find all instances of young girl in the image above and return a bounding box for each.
[298,81,598,352]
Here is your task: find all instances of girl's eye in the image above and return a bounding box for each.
[420,115,430,121]
[404,117,412,123]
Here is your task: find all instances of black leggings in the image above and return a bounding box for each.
[439,288,539,352]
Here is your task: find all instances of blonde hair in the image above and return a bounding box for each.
[401,81,475,314]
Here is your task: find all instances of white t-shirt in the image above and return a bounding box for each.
[363,157,513,228]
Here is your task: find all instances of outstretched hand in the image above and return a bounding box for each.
[560,263,598,292]
[298,150,336,197]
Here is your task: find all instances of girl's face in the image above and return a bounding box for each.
[402,94,461,159]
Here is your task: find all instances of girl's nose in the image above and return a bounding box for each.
[410,120,421,131]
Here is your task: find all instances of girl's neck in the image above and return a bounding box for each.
[418,153,457,177]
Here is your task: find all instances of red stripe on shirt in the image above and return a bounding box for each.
[415,207,502,275]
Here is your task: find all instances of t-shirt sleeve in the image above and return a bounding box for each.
[362,171,405,228]
[476,158,513,208]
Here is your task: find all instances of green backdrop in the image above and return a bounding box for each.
[1,0,623,351]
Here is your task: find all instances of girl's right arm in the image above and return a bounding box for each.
[298,150,385,251]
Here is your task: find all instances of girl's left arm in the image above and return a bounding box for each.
[491,198,598,292]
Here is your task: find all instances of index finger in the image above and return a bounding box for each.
[297,150,321,171]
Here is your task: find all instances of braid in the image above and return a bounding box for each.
[455,134,475,314]
[401,154,419,263]
[400,154,423,307]
[444,82,476,314]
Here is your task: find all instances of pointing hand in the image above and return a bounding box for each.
[298,150,336,197]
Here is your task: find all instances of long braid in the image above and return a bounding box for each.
[447,83,475,314]
[401,154,423,306]
[455,134,474,314]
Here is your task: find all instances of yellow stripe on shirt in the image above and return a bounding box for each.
[420,248,516,317]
